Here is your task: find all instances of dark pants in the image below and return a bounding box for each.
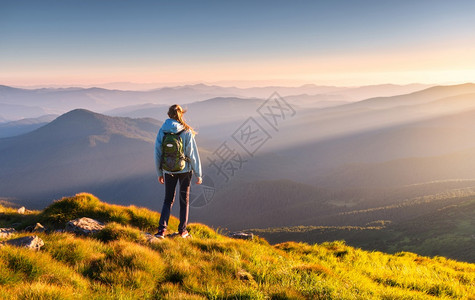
[158,171,192,233]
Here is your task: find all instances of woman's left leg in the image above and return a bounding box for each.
[158,173,179,232]
[177,171,193,233]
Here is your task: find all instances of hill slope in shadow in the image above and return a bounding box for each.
[0,109,163,208]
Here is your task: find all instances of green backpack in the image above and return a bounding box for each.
[161,130,188,172]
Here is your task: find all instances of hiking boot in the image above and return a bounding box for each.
[179,230,190,238]
[155,229,166,239]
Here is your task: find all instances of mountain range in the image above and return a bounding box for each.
[0,109,163,209]
[0,114,58,138]
[0,83,430,122]
[1,82,475,262]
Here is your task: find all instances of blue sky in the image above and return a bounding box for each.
[1,0,475,87]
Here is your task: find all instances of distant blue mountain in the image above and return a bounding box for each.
[0,115,58,138]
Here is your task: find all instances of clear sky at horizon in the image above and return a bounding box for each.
[1,0,475,87]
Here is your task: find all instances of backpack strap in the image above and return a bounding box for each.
[178,130,190,161]
[164,129,185,136]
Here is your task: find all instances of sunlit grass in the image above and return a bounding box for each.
[1,193,474,299]
[36,193,178,233]
[0,204,40,228]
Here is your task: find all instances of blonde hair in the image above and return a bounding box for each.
[167,104,196,135]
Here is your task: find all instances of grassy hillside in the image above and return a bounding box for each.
[1,194,474,299]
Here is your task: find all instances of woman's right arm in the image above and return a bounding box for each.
[187,133,202,181]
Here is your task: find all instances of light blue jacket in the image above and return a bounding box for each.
[154,118,202,178]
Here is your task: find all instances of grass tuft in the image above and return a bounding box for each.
[36,193,178,232]
[93,222,144,243]
[187,223,221,240]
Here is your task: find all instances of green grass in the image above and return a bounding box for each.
[1,193,474,299]
[0,205,39,228]
[35,193,176,232]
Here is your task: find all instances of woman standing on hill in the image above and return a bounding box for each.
[154,104,202,239]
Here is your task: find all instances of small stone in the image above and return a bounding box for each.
[144,232,161,243]
[25,223,45,233]
[0,228,17,239]
[237,269,254,281]
[66,217,105,235]
[4,235,44,251]
[17,207,26,214]
[229,232,254,240]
